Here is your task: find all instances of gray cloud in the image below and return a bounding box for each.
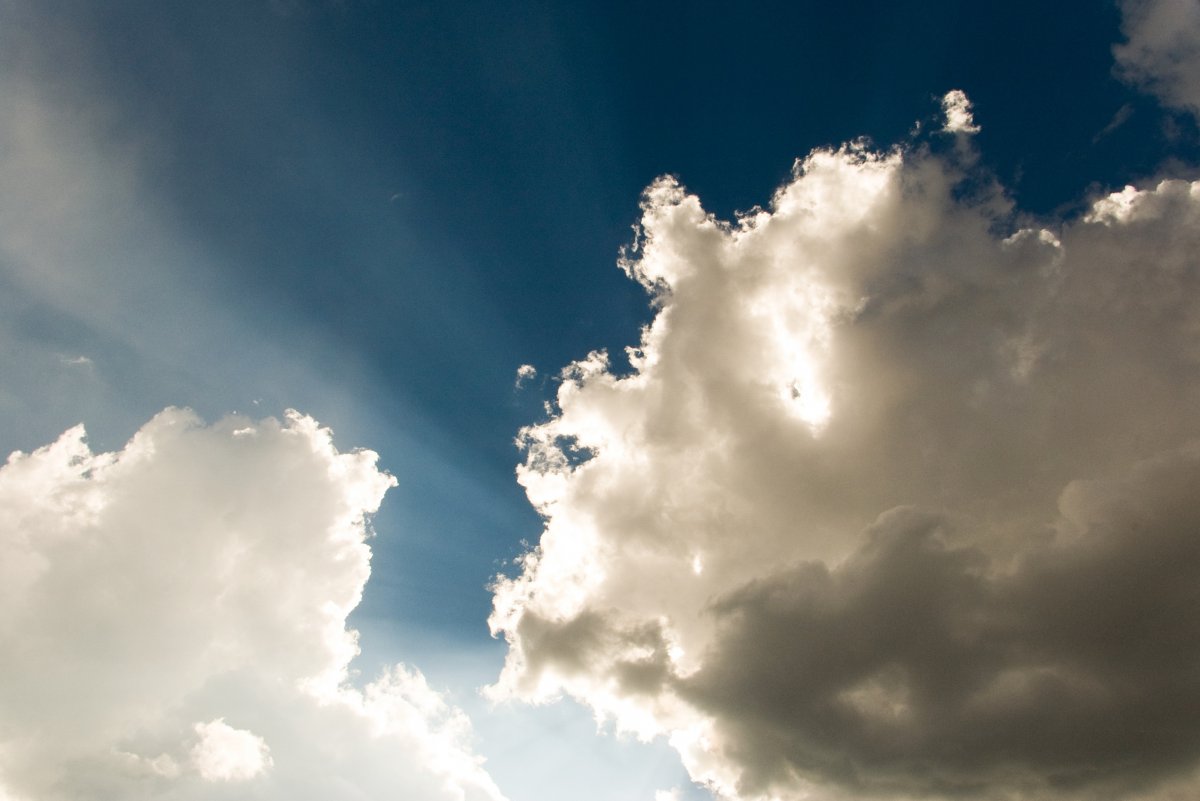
[489,129,1200,800]
[687,446,1200,798]
[1116,0,1200,117]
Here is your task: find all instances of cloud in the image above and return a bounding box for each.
[489,136,1200,800]
[190,719,273,782]
[1093,103,1135,142]
[516,364,538,388]
[0,408,506,801]
[940,89,980,134]
[1115,0,1200,116]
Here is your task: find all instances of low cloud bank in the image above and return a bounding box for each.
[490,111,1200,800]
[0,408,505,801]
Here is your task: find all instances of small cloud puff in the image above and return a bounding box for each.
[515,363,538,387]
[941,88,980,134]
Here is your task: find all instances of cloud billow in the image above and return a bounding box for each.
[0,409,506,801]
[489,122,1200,800]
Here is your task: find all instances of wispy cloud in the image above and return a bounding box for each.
[1115,0,1200,117]
[515,363,538,388]
[57,354,94,368]
[1093,102,1135,142]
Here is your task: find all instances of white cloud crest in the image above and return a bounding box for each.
[0,408,506,801]
[490,134,1200,801]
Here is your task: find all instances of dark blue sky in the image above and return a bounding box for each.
[6,0,1197,638]
[6,0,1197,647]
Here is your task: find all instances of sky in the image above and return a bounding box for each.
[3,1,1200,799]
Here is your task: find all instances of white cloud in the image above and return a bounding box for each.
[516,364,538,387]
[490,137,1200,800]
[1115,0,1200,116]
[0,408,506,801]
[940,89,980,134]
[190,719,272,782]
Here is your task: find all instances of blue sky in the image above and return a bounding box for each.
[4,2,1200,800]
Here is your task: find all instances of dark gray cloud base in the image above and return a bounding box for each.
[689,450,1200,797]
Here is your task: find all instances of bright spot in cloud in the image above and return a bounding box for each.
[783,375,831,431]
[190,718,272,782]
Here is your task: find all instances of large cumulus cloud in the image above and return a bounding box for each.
[489,106,1200,800]
[0,408,505,801]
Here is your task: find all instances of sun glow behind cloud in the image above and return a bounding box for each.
[489,89,1200,800]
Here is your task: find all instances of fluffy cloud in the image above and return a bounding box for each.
[190,719,272,782]
[489,130,1200,800]
[1115,0,1200,116]
[0,408,505,801]
[940,89,980,134]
